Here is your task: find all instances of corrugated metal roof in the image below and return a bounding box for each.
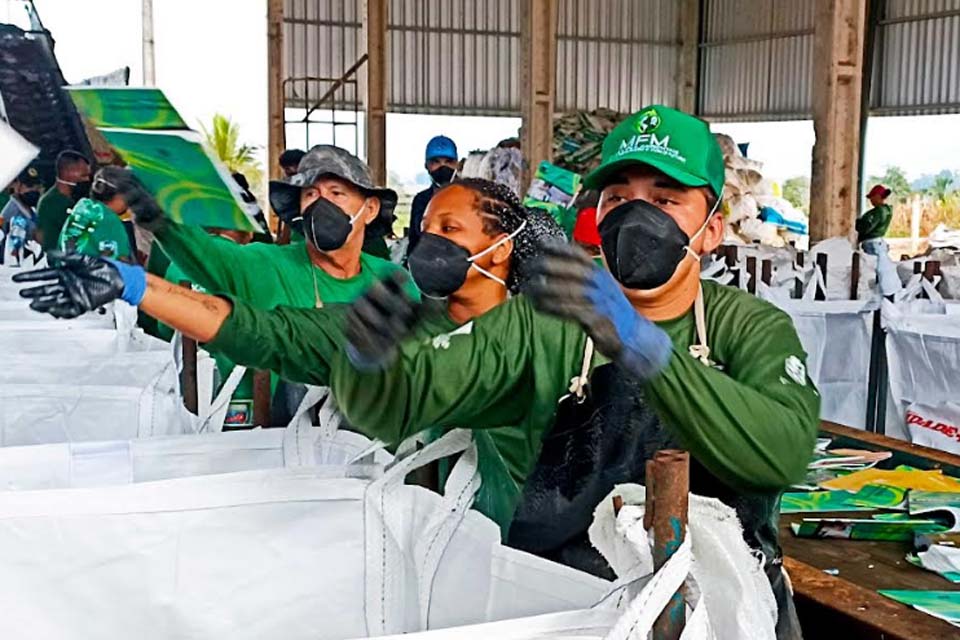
[698,0,815,121]
[870,0,960,115]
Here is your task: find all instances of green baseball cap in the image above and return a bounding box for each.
[583,105,725,199]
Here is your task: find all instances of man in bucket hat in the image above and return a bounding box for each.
[79,146,416,423]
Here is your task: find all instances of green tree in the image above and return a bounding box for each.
[866,165,912,204]
[782,176,810,212]
[200,113,264,200]
[927,172,956,205]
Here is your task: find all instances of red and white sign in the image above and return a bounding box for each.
[906,402,960,455]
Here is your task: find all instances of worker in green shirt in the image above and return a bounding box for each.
[857,184,901,296]
[93,145,415,422]
[332,106,817,638]
[36,151,92,251]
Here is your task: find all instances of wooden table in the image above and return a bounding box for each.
[782,422,960,638]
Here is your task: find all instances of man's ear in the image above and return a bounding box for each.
[700,212,725,254]
[363,198,381,225]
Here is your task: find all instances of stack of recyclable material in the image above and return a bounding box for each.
[715,133,809,250]
[552,108,626,175]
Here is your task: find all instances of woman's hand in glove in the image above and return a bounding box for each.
[527,242,673,381]
[94,166,166,231]
[13,252,146,319]
[345,270,420,371]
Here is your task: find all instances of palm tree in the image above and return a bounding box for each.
[928,174,955,206]
[200,113,264,198]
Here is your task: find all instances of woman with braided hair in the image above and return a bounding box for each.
[14,175,562,531]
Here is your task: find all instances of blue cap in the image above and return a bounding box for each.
[425,135,458,162]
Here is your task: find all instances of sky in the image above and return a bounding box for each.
[7,0,960,193]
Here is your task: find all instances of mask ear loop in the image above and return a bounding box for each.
[684,189,724,261]
[467,220,527,286]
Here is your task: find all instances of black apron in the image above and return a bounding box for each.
[506,360,803,640]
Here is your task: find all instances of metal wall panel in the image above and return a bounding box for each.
[699,0,815,121]
[555,0,679,113]
[870,0,960,115]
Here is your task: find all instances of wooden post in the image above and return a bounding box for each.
[850,252,861,300]
[267,0,285,185]
[815,253,829,301]
[746,256,758,295]
[363,0,388,185]
[179,281,198,415]
[809,0,868,242]
[761,259,773,286]
[252,370,272,427]
[651,450,690,640]
[676,0,700,113]
[519,0,558,190]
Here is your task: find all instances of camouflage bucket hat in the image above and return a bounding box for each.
[269,144,398,222]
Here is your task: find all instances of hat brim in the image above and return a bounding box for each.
[269,172,399,222]
[583,154,712,195]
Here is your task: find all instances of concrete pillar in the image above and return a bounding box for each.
[809,0,868,242]
[676,0,700,113]
[364,0,388,185]
[519,0,558,190]
[267,0,285,182]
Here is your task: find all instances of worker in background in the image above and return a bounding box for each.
[0,165,44,265]
[857,184,901,295]
[407,135,459,260]
[279,148,306,178]
[36,150,91,251]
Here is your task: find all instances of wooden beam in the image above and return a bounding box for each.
[809,0,868,242]
[363,0,388,185]
[267,0,285,184]
[676,0,700,113]
[519,0,558,190]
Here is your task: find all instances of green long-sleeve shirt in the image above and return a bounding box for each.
[856,203,893,242]
[154,221,418,307]
[330,281,820,496]
[36,187,73,251]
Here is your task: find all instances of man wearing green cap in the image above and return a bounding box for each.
[326,105,817,638]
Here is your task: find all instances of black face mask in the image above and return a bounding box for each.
[429,165,456,186]
[71,180,92,201]
[302,197,362,252]
[20,191,41,208]
[408,233,472,298]
[598,200,696,290]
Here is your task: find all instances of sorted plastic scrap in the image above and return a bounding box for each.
[552,108,626,175]
[820,466,960,493]
[878,590,960,627]
[907,547,960,584]
[791,516,947,542]
[780,485,906,514]
[523,161,582,238]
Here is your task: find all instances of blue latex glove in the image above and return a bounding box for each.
[105,258,147,305]
[527,242,673,380]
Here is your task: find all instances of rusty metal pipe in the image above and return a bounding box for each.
[652,449,690,640]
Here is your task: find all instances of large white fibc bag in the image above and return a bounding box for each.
[0,386,390,490]
[0,327,168,355]
[0,429,610,640]
[760,274,877,429]
[883,276,960,444]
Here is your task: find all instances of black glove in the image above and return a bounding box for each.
[526,242,672,380]
[345,270,420,371]
[12,252,127,319]
[93,166,166,231]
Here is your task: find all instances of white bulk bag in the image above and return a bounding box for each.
[0,386,390,490]
[760,274,877,429]
[0,429,609,640]
[809,237,878,300]
[0,327,168,355]
[0,351,177,389]
[882,276,960,443]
